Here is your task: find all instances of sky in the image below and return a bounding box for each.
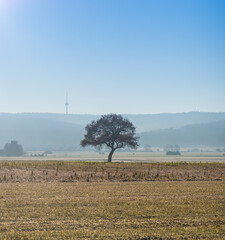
[0,0,225,114]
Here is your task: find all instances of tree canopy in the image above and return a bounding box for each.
[81,114,139,162]
[3,141,24,156]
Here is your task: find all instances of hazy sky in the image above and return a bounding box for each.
[0,0,224,114]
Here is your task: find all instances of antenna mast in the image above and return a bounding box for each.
[65,92,69,115]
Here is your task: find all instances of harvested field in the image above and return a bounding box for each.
[0,161,224,183]
[0,181,224,239]
[0,161,224,239]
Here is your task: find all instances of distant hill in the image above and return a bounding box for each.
[139,120,225,147]
[0,114,84,150]
[0,112,225,150]
[3,112,225,132]
[126,112,225,132]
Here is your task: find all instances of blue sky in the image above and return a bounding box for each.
[0,0,224,114]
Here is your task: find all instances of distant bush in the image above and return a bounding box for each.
[166,151,181,155]
[43,150,52,155]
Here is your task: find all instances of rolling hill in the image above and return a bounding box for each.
[0,114,84,150]
[139,120,225,147]
[0,112,224,150]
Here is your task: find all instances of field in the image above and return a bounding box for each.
[0,153,225,239]
[2,151,225,163]
[0,160,225,183]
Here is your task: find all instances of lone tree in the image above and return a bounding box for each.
[81,114,139,162]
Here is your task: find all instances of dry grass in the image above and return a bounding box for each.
[0,181,224,239]
[0,161,224,183]
[0,161,224,239]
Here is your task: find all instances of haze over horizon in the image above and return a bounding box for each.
[1,0,225,114]
[1,111,225,116]
[1,111,225,149]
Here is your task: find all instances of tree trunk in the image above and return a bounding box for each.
[108,148,115,162]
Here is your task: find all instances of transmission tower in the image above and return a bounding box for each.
[65,92,69,114]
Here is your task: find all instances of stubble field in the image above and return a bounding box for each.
[0,155,224,239]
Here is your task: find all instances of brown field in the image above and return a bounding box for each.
[0,160,224,183]
[0,181,224,239]
[0,159,224,239]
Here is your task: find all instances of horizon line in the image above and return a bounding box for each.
[0,111,225,115]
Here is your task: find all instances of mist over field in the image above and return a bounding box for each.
[0,112,225,150]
